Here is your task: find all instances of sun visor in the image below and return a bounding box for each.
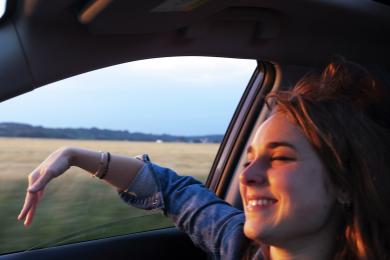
[78,0,225,34]
[78,0,281,43]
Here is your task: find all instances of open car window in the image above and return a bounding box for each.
[0,56,256,254]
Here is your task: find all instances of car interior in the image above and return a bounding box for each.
[0,0,389,259]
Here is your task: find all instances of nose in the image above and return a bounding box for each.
[240,160,267,186]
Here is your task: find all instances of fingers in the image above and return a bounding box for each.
[18,191,33,219]
[24,197,38,227]
[17,169,46,222]
[18,191,38,226]
[18,148,71,227]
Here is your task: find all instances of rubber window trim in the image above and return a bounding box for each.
[206,61,276,197]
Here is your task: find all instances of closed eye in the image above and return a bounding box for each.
[270,156,294,161]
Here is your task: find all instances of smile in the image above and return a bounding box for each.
[249,199,276,206]
[246,198,277,210]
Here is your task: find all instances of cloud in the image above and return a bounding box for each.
[122,56,256,86]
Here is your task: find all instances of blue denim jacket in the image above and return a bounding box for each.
[119,155,263,260]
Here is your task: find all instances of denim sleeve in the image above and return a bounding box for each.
[118,155,250,259]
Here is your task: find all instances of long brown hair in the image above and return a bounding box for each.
[266,58,390,259]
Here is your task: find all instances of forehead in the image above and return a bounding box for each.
[251,113,307,149]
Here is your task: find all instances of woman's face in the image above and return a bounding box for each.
[240,113,338,245]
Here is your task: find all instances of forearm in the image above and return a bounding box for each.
[67,147,144,190]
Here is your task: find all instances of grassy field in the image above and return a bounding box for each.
[0,138,219,254]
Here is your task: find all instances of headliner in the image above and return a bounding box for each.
[0,0,389,100]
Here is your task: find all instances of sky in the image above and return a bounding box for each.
[0,0,5,18]
[0,57,256,136]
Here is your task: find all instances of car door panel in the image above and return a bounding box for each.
[0,228,207,260]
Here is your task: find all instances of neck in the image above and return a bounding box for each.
[269,241,334,260]
[268,222,338,260]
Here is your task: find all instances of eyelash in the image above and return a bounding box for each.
[242,156,293,167]
[270,156,293,161]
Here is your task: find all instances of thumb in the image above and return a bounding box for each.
[28,173,52,193]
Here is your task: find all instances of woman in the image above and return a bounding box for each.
[18,58,390,259]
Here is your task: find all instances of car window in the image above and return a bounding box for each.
[0,56,256,254]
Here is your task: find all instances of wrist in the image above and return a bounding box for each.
[60,146,77,167]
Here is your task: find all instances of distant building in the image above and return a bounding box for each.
[156,139,163,143]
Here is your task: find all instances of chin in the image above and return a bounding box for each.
[244,220,270,242]
[244,218,284,246]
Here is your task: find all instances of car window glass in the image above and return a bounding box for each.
[0,56,256,254]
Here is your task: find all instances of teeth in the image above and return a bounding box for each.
[248,199,275,206]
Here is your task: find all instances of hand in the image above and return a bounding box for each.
[17,147,73,227]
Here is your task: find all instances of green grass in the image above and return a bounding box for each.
[0,138,219,254]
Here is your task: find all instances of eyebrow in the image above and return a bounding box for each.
[267,141,297,150]
[247,141,297,154]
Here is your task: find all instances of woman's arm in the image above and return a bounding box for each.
[120,159,249,259]
[17,146,144,226]
[69,147,144,190]
[18,148,249,258]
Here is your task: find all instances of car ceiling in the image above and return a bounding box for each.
[0,0,389,101]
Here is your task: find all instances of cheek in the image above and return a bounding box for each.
[270,164,333,211]
[268,165,300,196]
